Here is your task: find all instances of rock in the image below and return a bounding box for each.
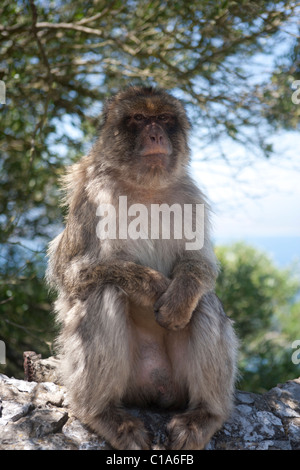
[207,378,300,450]
[0,373,108,450]
[0,365,299,450]
[23,352,60,384]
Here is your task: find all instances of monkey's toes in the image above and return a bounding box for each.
[167,414,206,450]
[113,419,151,450]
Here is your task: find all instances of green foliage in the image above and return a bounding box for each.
[0,1,299,389]
[0,246,57,378]
[1,0,299,245]
[216,243,300,392]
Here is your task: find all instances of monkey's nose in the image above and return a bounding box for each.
[149,129,163,145]
[141,124,171,157]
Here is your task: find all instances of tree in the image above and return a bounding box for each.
[216,242,300,392]
[1,1,299,242]
[0,255,57,377]
[0,0,299,379]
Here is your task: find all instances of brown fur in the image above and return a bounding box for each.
[47,86,238,450]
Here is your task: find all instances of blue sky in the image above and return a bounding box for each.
[191,130,300,242]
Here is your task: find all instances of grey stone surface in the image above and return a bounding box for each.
[0,372,299,450]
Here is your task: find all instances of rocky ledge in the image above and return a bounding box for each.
[0,359,299,450]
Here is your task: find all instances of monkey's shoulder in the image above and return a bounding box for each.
[167,176,209,207]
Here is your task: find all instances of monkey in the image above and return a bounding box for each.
[47,86,238,450]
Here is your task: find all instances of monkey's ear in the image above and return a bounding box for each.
[97,95,116,131]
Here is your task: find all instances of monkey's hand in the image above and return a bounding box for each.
[120,262,171,306]
[154,258,218,330]
[154,279,201,330]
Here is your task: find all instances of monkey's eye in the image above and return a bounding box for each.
[158,114,171,122]
[133,114,145,121]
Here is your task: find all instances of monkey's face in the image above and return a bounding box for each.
[126,113,173,169]
[97,87,191,187]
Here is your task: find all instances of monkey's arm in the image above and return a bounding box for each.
[47,218,170,307]
[62,259,170,307]
[154,254,218,330]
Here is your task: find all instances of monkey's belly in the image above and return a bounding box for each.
[125,303,187,409]
[130,344,176,408]
[127,355,187,410]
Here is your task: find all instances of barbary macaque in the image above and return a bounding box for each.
[47,86,238,450]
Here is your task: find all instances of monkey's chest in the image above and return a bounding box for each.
[126,237,181,276]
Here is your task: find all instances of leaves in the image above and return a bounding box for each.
[0,0,299,384]
[216,242,300,392]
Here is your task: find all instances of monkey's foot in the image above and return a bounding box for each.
[166,408,222,450]
[92,410,151,450]
[113,418,150,450]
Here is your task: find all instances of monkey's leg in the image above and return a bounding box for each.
[167,292,238,450]
[57,285,150,450]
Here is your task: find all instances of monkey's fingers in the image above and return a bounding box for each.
[154,293,192,330]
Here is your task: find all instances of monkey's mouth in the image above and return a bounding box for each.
[141,152,170,169]
[141,148,170,157]
[140,141,172,159]
[143,152,168,158]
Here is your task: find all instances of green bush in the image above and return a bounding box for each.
[216,242,300,392]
